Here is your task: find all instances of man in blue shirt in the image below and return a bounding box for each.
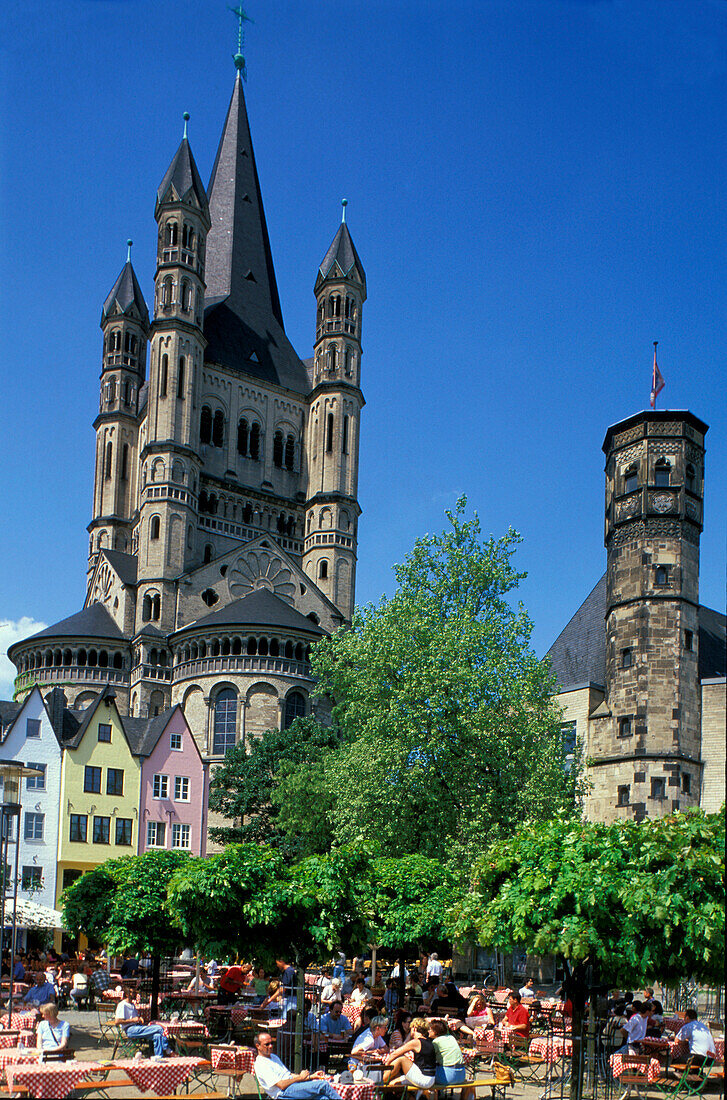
[319,1003,352,1039]
[332,956,346,984]
[22,972,56,1006]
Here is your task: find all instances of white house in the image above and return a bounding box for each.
[0,687,64,912]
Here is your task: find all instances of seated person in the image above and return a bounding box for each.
[321,978,343,1006]
[389,1010,413,1050]
[319,1002,352,1039]
[119,956,139,979]
[36,1002,71,1057]
[255,1030,343,1099]
[23,971,57,1006]
[421,978,442,1011]
[429,1018,466,1085]
[617,1003,651,1053]
[70,969,90,1007]
[437,981,468,1019]
[519,979,536,1000]
[114,991,170,1059]
[384,978,399,1016]
[641,988,663,1018]
[185,966,213,992]
[504,992,530,1044]
[261,979,286,1016]
[13,956,26,982]
[90,965,111,999]
[352,1014,388,1056]
[466,992,495,1022]
[382,1016,437,1091]
[675,1009,717,1067]
[350,977,372,1007]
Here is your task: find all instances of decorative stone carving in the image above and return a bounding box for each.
[649,441,681,456]
[228,548,296,604]
[614,426,644,447]
[647,421,681,435]
[685,499,700,521]
[650,493,675,514]
[616,496,641,520]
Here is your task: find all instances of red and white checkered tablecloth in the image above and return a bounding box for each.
[529,1036,573,1064]
[324,1074,376,1100]
[473,1027,506,1052]
[1,1011,38,1031]
[157,1018,209,1038]
[610,1054,662,1083]
[342,1002,362,1027]
[0,1031,25,1050]
[0,1047,40,1077]
[113,1055,205,1093]
[666,1038,724,1064]
[211,1044,255,1072]
[5,1059,102,1099]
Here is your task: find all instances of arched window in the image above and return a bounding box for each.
[181,281,191,312]
[243,503,253,524]
[120,444,129,481]
[285,434,295,470]
[177,356,185,398]
[151,594,161,620]
[203,543,213,564]
[150,515,160,540]
[165,222,178,248]
[686,464,696,492]
[624,465,638,494]
[273,431,284,468]
[247,636,257,655]
[237,418,249,455]
[161,276,173,308]
[213,689,237,754]
[342,415,349,455]
[327,296,334,317]
[249,422,261,460]
[258,637,269,656]
[654,460,670,487]
[326,413,334,453]
[270,638,279,656]
[213,410,225,447]
[284,691,306,729]
[284,640,293,659]
[332,295,341,317]
[344,346,352,375]
[123,378,132,405]
[200,406,212,445]
[327,344,337,372]
[199,490,208,513]
[208,493,218,515]
[319,559,328,580]
[104,441,113,479]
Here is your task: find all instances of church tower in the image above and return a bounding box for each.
[303,205,366,621]
[89,247,149,581]
[593,409,708,818]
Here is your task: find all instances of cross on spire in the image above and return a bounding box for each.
[229,4,253,79]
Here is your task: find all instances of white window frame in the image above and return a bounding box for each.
[152,773,169,799]
[26,718,41,739]
[173,776,190,802]
[26,763,46,791]
[24,812,44,842]
[169,731,183,751]
[171,823,191,850]
[146,821,166,848]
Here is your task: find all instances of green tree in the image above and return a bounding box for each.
[62,850,191,1016]
[449,809,725,1100]
[308,498,579,860]
[207,717,339,851]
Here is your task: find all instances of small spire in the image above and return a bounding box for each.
[341,198,348,224]
[230,4,253,80]
[126,239,133,263]
[183,111,190,139]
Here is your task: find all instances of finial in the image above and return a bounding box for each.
[229,5,253,80]
[183,111,190,139]
[126,240,133,263]
[341,198,348,224]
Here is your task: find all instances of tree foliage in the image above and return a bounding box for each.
[305,498,579,860]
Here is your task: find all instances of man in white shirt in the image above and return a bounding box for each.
[426,953,443,981]
[676,1010,717,1065]
[519,979,536,1000]
[254,1031,343,1099]
[115,992,170,1059]
[618,1004,652,1052]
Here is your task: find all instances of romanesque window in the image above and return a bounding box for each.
[681,773,691,795]
[685,464,696,492]
[343,346,352,375]
[161,276,174,308]
[120,444,129,482]
[212,689,237,755]
[618,716,632,738]
[684,629,693,651]
[617,785,630,807]
[150,516,161,540]
[624,465,638,494]
[285,434,295,471]
[654,565,670,587]
[200,406,212,445]
[123,379,132,405]
[177,356,185,398]
[654,460,670,487]
[342,415,349,455]
[273,430,284,468]
[204,544,213,564]
[243,503,253,524]
[621,647,632,669]
[249,422,261,460]
[237,418,249,455]
[212,410,225,447]
[326,413,334,453]
[327,344,337,372]
[165,222,178,248]
[181,281,191,312]
[319,559,328,580]
[650,776,666,800]
[104,441,113,480]
[284,691,306,729]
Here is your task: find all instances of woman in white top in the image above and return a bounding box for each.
[36,1003,70,1057]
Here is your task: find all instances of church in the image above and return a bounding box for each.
[8,62,365,758]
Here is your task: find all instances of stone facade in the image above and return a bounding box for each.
[549,410,725,823]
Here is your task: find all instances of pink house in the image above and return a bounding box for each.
[134,706,208,856]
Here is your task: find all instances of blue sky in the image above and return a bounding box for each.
[1,0,725,695]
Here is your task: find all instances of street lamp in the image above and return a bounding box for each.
[0,760,43,1018]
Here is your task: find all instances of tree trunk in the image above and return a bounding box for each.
[566,961,588,1100]
[150,954,161,1021]
[293,962,304,1072]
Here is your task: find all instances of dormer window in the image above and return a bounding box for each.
[654,460,671,487]
[624,465,638,494]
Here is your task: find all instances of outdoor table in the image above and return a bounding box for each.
[0,1047,41,1078]
[666,1037,724,1064]
[158,1018,209,1039]
[211,1044,255,1072]
[0,1032,26,1050]
[473,1027,506,1051]
[5,1058,103,1099]
[640,1037,671,1057]
[610,1053,662,1083]
[662,1017,685,1034]
[1,1011,38,1032]
[529,1036,573,1064]
[342,1002,361,1027]
[112,1055,205,1094]
[324,1074,376,1100]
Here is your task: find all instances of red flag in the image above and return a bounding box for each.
[650,343,665,408]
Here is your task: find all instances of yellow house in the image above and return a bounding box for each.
[57,684,141,905]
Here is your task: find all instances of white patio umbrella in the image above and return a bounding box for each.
[3,898,64,929]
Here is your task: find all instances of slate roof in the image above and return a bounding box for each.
[697,605,726,680]
[8,604,124,654]
[203,74,310,394]
[62,683,123,750]
[101,549,137,587]
[172,588,326,637]
[318,222,366,292]
[101,260,149,325]
[0,701,21,734]
[545,574,607,691]
[156,137,209,213]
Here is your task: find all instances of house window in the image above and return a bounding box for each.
[621,647,633,669]
[174,776,190,802]
[107,768,124,796]
[617,785,630,807]
[92,816,110,844]
[654,461,671,487]
[1,817,14,842]
[152,774,169,799]
[84,766,102,794]
[684,629,693,651]
[170,732,183,751]
[172,823,191,849]
[24,813,44,841]
[618,717,632,739]
[624,465,638,494]
[212,690,237,755]
[654,565,670,587]
[98,723,112,743]
[62,868,83,889]
[681,773,691,795]
[69,815,87,843]
[115,818,133,846]
[21,867,42,891]
[26,719,41,739]
[147,821,166,848]
[650,776,666,800]
[284,691,306,730]
[26,764,46,791]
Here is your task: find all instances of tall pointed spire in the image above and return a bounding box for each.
[203,74,310,393]
[101,251,149,325]
[155,117,209,216]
